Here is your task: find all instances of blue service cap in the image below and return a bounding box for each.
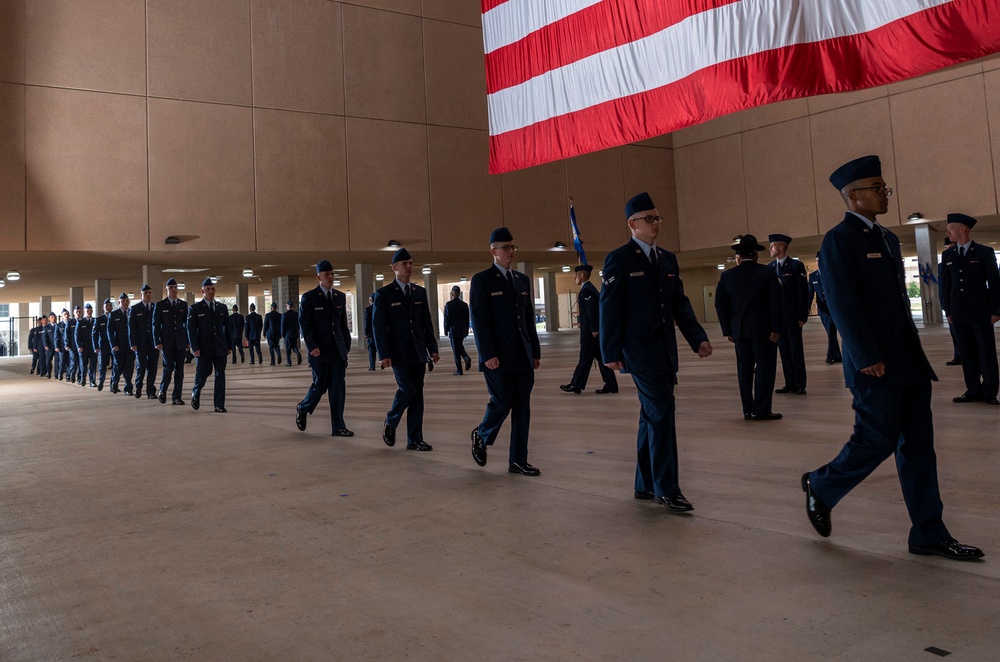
[61,308,69,313]
[118,292,129,299]
[574,264,593,273]
[391,248,412,264]
[140,283,151,292]
[490,227,514,244]
[84,303,93,309]
[201,278,215,288]
[232,304,239,311]
[286,300,294,306]
[829,155,881,190]
[165,277,177,287]
[73,305,81,311]
[768,234,792,245]
[625,192,655,219]
[316,259,333,273]
[103,298,112,305]
[946,213,977,229]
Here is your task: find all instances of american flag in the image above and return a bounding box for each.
[482,0,1000,174]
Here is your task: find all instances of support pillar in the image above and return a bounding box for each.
[39,296,52,317]
[69,286,84,311]
[516,261,538,329]
[913,224,943,324]
[185,292,195,306]
[95,280,111,308]
[142,265,163,298]
[235,283,250,317]
[14,303,31,356]
[354,264,374,340]
[272,276,300,312]
[544,272,558,333]
[423,273,439,337]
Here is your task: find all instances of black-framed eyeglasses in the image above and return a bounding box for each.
[850,185,892,197]
[493,244,519,252]
[632,215,664,224]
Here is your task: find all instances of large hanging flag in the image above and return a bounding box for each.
[568,197,587,265]
[483,0,1000,174]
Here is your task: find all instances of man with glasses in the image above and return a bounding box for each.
[129,284,159,399]
[801,155,982,561]
[153,278,189,405]
[108,294,133,395]
[601,193,712,512]
[469,228,542,476]
[767,234,809,395]
[939,213,1000,405]
[188,278,232,412]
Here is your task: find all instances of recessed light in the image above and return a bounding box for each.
[6,270,20,281]
[562,266,571,272]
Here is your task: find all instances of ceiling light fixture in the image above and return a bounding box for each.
[907,212,923,221]
[717,264,725,270]
[562,266,571,272]
[177,282,186,290]
[263,289,270,296]
[376,274,385,282]
[554,241,567,249]
[242,269,253,278]
[387,240,401,248]
[422,267,431,275]
[165,236,180,245]
[6,270,20,281]
[333,280,341,287]
[0,279,5,288]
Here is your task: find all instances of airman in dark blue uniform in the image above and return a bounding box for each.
[940,238,963,366]
[229,305,246,364]
[767,233,809,394]
[373,248,439,451]
[130,284,159,399]
[263,302,283,365]
[93,299,113,390]
[561,264,618,394]
[469,228,542,476]
[443,286,472,375]
[29,317,41,374]
[281,301,302,366]
[601,193,712,512]
[75,303,97,387]
[66,306,82,384]
[188,278,232,412]
[108,293,134,394]
[54,309,70,381]
[153,278,189,405]
[808,252,842,364]
[245,303,263,364]
[939,213,1000,405]
[363,295,376,370]
[801,155,982,561]
[294,260,353,437]
[715,234,781,420]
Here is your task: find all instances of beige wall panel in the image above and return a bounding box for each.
[148,99,255,251]
[565,148,627,255]
[422,0,483,27]
[25,87,147,251]
[25,0,145,94]
[635,134,674,148]
[343,6,425,124]
[0,83,26,250]
[675,134,748,251]
[806,86,887,114]
[987,71,1000,211]
[147,0,252,105]
[891,76,996,220]
[251,0,344,115]
[808,98,900,231]
[887,60,983,95]
[254,109,348,252]
[0,0,26,84]
[671,112,741,147]
[427,126,502,253]
[346,118,430,251]
[983,53,1000,71]
[424,19,488,130]
[739,98,809,132]
[350,0,421,16]
[623,146,679,251]
[500,161,569,252]
[742,118,818,240]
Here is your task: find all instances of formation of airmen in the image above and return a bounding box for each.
[20,156,997,563]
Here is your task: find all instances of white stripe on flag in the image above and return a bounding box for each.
[482,0,603,54]
[486,0,952,136]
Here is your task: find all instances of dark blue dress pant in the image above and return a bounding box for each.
[385,362,427,444]
[477,369,534,464]
[160,348,186,401]
[734,337,777,416]
[192,354,227,409]
[297,358,347,431]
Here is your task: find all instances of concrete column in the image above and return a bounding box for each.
[95,280,111,308]
[272,276,300,312]
[39,296,52,317]
[69,286,84,311]
[234,283,249,317]
[185,292,195,305]
[354,264,374,341]
[544,272,559,333]
[516,261,538,329]
[14,303,31,356]
[142,265,163,297]
[913,224,943,324]
[423,273,440,337]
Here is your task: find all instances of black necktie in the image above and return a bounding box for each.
[960,246,967,258]
[327,290,332,307]
[650,249,657,269]
[874,224,892,255]
[506,271,515,291]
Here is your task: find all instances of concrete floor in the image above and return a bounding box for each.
[1,325,998,661]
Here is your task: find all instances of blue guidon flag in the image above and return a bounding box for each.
[569,197,587,266]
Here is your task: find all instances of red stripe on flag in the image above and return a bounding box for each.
[487,0,1000,173]
[481,0,510,13]
[485,0,741,95]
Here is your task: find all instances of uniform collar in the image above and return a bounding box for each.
[631,237,655,260]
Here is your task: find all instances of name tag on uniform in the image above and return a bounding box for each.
[315,307,324,310]
[866,253,881,258]
[969,260,979,264]
[491,291,503,296]
[629,271,644,277]
[667,273,676,278]
[198,314,204,317]
[945,261,953,265]
[391,302,402,306]
[414,301,423,305]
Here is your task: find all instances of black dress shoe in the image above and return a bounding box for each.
[794,388,807,395]
[508,461,540,476]
[945,358,962,366]
[147,394,157,400]
[984,397,1000,406]
[909,539,984,561]
[297,355,302,365]
[825,358,836,364]
[158,393,167,404]
[953,392,982,403]
[559,384,582,394]
[332,428,354,437]
[453,370,462,375]
[295,409,307,431]
[750,412,783,420]
[595,387,618,394]
[471,428,487,466]
[97,384,104,392]
[382,424,396,447]
[407,440,433,451]
[743,413,752,421]
[633,491,656,501]
[134,390,142,399]
[465,357,472,371]
[214,406,227,413]
[775,386,794,394]
[801,473,831,537]
[655,494,693,512]
[172,399,185,405]
[191,397,200,411]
